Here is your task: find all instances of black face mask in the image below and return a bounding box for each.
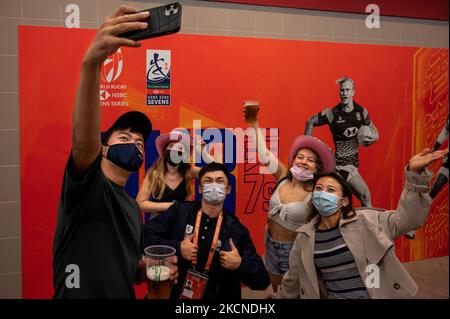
[164,149,186,167]
[106,143,143,172]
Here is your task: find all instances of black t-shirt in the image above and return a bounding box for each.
[53,153,143,299]
[316,102,372,166]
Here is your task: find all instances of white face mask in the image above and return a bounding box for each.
[201,183,227,204]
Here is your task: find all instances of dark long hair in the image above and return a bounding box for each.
[308,172,355,222]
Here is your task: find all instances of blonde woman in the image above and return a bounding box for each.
[137,131,214,217]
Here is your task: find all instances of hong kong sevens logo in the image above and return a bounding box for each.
[101,48,123,83]
[343,127,358,138]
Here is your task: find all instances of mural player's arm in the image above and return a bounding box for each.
[71,6,150,173]
[243,102,287,181]
[304,108,333,136]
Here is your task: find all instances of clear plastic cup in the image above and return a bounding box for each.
[144,245,176,299]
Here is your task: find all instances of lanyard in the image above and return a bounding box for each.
[191,209,223,273]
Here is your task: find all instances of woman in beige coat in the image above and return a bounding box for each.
[275,147,448,299]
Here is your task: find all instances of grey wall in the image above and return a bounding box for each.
[0,0,448,298]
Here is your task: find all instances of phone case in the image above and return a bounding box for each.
[119,3,182,41]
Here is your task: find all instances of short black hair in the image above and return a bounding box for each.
[198,162,231,184]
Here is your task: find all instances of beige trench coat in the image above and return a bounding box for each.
[275,168,433,299]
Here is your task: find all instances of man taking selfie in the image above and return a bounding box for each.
[53,6,178,299]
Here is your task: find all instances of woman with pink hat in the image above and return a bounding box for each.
[137,131,214,217]
[243,102,335,293]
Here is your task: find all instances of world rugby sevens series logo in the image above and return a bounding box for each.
[101,48,123,83]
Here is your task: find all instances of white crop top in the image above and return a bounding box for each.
[268,179,312,232]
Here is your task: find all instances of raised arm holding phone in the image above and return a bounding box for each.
[53,5,179,299]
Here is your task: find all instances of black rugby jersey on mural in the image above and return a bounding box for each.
[315,102,372,167]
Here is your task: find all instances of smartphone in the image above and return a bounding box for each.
[119,3,182,41]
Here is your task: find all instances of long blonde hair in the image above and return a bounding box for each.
[144,149,193,200]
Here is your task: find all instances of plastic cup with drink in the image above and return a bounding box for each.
[144,245,176,299]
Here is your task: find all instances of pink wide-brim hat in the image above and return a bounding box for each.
[155,131,193,155]
[288,135,335,174]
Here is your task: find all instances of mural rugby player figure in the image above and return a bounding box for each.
[305,76,379,208]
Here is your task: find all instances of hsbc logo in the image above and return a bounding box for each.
[343,127,358,138]
[100,90,110,101]
[101,48,123,83]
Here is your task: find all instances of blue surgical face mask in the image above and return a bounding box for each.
[106,143,143,172]
[201,183,227,204]
[312,191,342,217]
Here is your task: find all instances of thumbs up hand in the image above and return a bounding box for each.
[181,233,198,262]
[219,238,242,271]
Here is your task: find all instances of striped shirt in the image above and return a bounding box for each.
[314,224,370,299]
